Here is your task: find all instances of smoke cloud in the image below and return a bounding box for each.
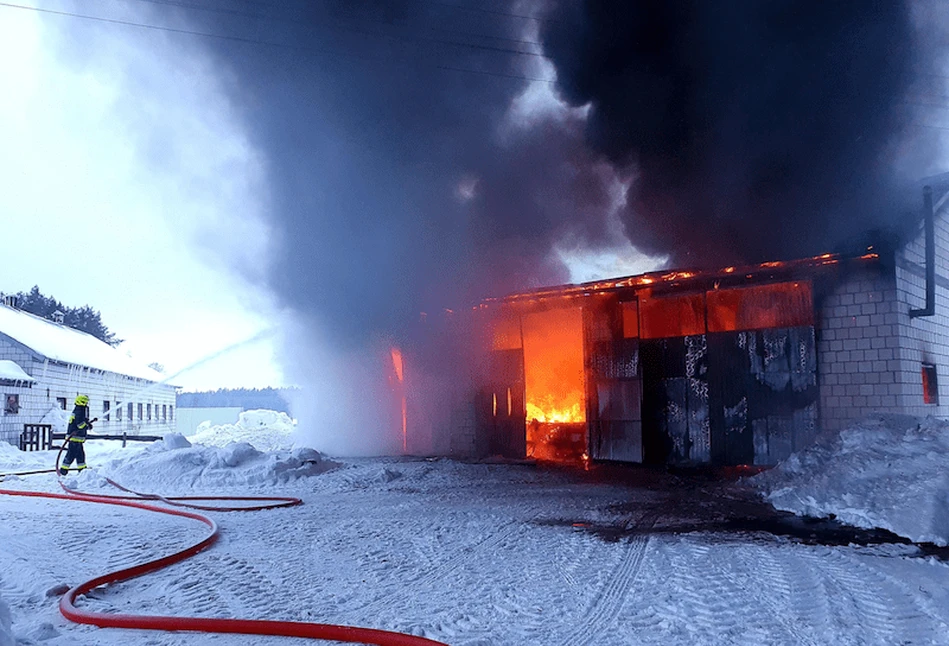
[540,0,947,266]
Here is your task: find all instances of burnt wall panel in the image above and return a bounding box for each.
[585,302,643,463]
[642,336,709,464]
[708,327,818,465]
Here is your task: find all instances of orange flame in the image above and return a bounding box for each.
[522,308,586,424]
[390,347,407,453]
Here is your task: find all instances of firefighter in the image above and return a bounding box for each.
[60,395,94,476]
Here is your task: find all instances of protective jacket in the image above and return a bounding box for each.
[67,404,93,440]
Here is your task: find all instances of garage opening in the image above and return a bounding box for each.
[522,307,587,462]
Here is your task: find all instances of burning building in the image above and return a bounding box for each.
[401,177,949,467]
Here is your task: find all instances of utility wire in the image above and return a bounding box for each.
[109,0,546,48]
[104,0,545,57]
[910,122,949,131]
[0,1,555,84]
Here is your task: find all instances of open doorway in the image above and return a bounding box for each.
[522,307,587,462]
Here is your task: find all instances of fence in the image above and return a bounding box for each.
[18,424,52,451]
[51,432,163,448]
[17,424,162,451]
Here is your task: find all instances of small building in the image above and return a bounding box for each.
[0,302,177,446]
[413,178,949,467]
[175,406,243,436]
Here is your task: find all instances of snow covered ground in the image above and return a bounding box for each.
[1,416,948,645]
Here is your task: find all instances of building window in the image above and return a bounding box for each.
[162,404,167,421]
[116,404,123,422]
[103,400,111,420]
[170,405,174,421]
[57,397,67,410]
[137,403,143,420]
[922,364,939,405]
[128,402,133,421]
[4,394,19,414]
[147,403,152,421]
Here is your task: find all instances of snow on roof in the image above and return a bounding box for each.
[0,304,165,382]
[0,359,34,382]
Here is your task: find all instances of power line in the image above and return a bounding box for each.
[911,122,949,131]
[404,0,557,24]
[0,1,555,84]
[113,0,546,48]
[105,0,546,58]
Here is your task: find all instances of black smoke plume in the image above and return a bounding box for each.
[181,0,617,347]
[541,0,943,266]
[183,0,944,348]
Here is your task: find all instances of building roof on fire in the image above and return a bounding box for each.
[0,303,167,383]
[483,250,878,308]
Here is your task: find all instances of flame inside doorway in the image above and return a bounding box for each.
[521,307,586,461]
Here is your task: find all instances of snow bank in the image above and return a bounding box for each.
[753,414,949,546]
[0,440,46,472]
[80,434,339,490]
[187,409,298,452]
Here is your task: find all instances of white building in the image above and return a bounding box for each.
[0,302,177,446]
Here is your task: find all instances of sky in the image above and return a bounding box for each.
[0,1,283,391]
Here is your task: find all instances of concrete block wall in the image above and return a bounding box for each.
[819,192,949,431]
[817,267,904,432]
[0,340,177,446]
[892,196,949,418]
[0,343,40,444]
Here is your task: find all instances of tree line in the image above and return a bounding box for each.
[5,285,122,346]
[176,387,298,415]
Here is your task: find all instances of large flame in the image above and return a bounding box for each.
[522,308,585,424]
[526,399,583,424]
[390,347,407,453]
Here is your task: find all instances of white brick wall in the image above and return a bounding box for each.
[892,192,949,419]
[819,190,949,431]
[0,341,176,446]
[817,267,903,431]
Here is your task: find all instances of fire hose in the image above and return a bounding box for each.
[0,444,450,646]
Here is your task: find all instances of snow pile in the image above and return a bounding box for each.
[85,433,339,489]
[753,414,949,546]
[0,440,44,472]
[187,409,297,452]
[40,405,70,434]
[0,591,13,646]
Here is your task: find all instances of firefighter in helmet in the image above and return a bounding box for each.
[60,395,93,476]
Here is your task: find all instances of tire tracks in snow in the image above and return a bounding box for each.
[808,547,948,644]
[351,514,538,620]
[553,508,660,646]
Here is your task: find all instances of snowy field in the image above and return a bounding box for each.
[1,413,948,645]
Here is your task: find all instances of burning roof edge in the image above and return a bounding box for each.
[480,250,880,308]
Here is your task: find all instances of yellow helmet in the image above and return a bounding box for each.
[75,395,89,406]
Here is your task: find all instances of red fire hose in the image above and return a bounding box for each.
[0,449,450,646]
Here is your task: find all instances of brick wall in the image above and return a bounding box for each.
[817,266,903,432]
[818,188,949,431]
[892,190,949,418]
